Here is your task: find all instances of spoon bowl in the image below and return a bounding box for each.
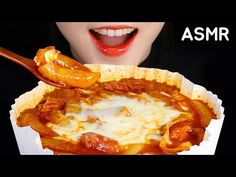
[0,47,72,88]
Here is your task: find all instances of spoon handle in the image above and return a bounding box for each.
[0,47,36,70]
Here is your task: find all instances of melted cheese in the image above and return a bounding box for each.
[48,93,181,145]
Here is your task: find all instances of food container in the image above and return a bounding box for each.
[10,64,225,155]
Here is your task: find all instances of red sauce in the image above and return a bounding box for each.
[139,142,165,155]
[17,78,216,155]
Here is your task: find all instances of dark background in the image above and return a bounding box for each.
[0,22,235,155]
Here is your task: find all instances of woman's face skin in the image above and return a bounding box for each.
[56,22,165,65]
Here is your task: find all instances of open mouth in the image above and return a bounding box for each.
[89,26,138,57]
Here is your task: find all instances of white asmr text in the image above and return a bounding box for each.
[181,27,229,41]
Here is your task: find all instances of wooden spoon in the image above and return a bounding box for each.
[0,47,71,88]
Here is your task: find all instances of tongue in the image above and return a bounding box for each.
[97,34,128,47]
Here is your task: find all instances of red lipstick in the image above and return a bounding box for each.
[89,26,138,57]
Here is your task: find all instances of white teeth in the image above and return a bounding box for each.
[115,29,123,36]
[101,29,107,35]
[127,28,132,33]
[93,28,135,37]
[107,29,115,37]
[122,29,128,35]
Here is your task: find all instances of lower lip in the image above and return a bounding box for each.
[89,29,137,57]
